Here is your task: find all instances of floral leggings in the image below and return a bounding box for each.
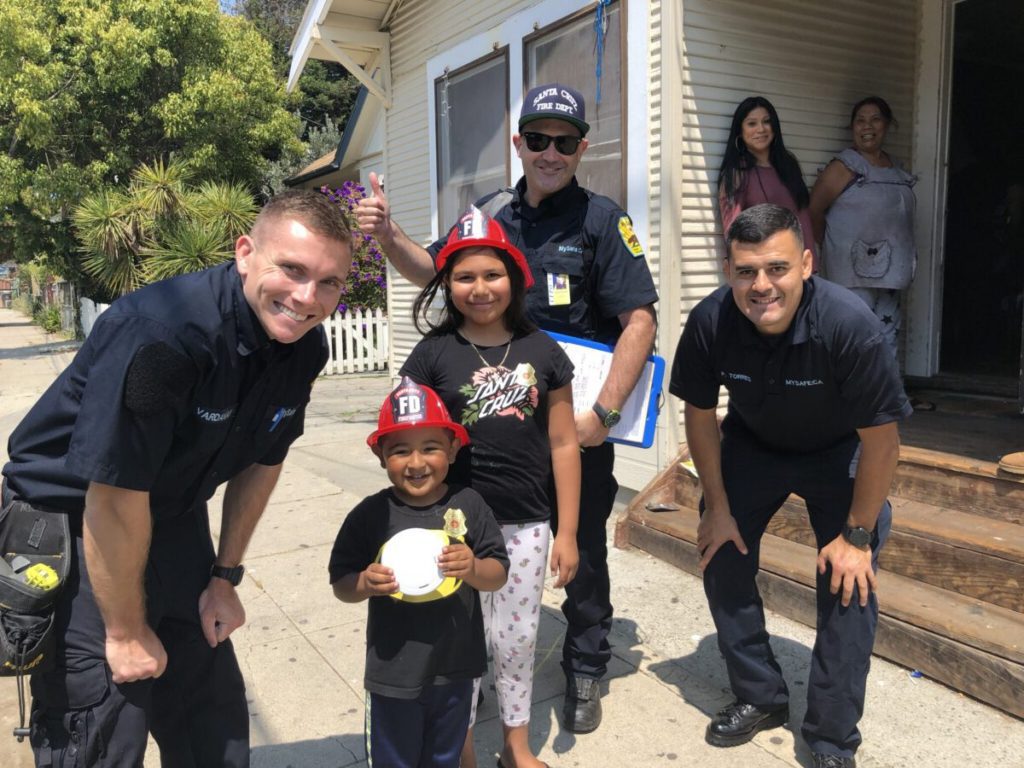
[470,521,550,728]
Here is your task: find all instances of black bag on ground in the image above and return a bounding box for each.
[0,501,70,676]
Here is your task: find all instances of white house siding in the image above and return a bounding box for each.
[677,0,919,421]
[384,0,539,374]
[376,0,920,487]
[613,0,675,491]
[383,0,664,491]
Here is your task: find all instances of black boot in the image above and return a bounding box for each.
[813,754,855,767]
[563,676,602,734]
[705,699,788,747]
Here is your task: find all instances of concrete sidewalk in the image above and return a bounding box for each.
[1,305,1021,767]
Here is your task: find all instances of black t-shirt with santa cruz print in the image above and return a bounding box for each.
[400,330,573,524]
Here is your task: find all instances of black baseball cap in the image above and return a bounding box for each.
[519,83,589,136]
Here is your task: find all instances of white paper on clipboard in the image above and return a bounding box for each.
[548,332,662,447]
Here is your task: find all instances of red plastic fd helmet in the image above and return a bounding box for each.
[435,206,535,288]
[367,377,471,448]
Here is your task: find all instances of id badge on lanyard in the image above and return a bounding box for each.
[547,273,571,306]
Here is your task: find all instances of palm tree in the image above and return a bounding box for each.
[73,158,257,297]
[75,188,143,297]
[142,219,234,283]
[191,180,258,241]
[130,158,193,222]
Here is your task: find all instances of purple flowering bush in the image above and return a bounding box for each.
[321,181,387,313]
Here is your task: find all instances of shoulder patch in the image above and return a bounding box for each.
[617,216,645,257]
[124,342,197,416]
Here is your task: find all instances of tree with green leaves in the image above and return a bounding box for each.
[227,0,360,197]
[0,0,300,277]
[229,0,360,138]
[262,116,343,198]
[74,158,256,301]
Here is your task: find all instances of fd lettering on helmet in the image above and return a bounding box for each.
[396,394,423,417]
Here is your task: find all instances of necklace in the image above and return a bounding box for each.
[461,332,512,370]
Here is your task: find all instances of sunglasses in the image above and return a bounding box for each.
[521,132,583,156]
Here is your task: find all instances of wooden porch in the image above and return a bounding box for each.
[616,391,1024,719]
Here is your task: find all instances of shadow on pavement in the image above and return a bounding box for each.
[0,342,80,360]
[544,613,646,759]
[251,733,365,768]
[648,633,816,767]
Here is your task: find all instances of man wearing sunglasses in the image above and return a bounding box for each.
[356,82,658,737]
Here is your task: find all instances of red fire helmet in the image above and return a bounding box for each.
[435,206,534,288]
[367,377,470,448]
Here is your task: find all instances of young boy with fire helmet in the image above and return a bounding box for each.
[328,378,509,768]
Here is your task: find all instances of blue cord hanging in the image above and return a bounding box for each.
[594,0,612,105]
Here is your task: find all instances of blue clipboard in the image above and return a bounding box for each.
[546,331,665,449]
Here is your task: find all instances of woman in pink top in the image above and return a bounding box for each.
[718,96,818,270]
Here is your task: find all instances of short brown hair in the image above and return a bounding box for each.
[252,189,352,245]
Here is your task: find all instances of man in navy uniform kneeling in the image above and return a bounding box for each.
[669,203,911,768]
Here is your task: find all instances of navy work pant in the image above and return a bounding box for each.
[551,441,617,681]
[24,507,249,767]
[365,680,473,768]
[701,434,891,758]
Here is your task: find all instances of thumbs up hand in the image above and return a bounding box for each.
[354,172,395,247]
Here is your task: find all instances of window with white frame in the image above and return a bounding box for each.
[428,1,632,235]
[434,51,509,226]
[525,2,624,204]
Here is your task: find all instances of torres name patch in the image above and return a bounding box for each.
[617,216,644,257]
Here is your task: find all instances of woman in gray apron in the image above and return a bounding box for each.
[810,96,918,365]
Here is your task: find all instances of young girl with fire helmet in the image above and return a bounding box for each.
[401,207,581,768]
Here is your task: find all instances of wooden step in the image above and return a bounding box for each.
[630,505,1024,664]
[658,448,1024,526]
[640,459,1024,613]
[889,497,1024,561]
[622,506,1024,718]
[893,446,1024,524]
[763,497,1024,613]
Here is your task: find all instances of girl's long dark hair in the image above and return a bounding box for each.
[413,247,537,339]
[718,96,809,210]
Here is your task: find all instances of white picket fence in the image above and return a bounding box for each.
[80,299,388,375]
[80,297,110,337]
[322,308,389,374]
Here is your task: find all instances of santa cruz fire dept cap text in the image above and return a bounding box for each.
[519,83,590,136]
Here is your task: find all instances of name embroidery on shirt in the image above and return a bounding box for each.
[196,406,236,423]
[721,371,752,383]
[785,379,824,387]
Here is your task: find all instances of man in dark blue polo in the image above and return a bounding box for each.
[669,204,911,768]
[2,190,353,767]
[355,83,658,734]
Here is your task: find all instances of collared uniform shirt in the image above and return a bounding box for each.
[669,276,912,453]
[428,177,658,344]
[3,262,327,519]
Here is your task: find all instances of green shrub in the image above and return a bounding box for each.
[33,305,63,334]
[12,294,34,315]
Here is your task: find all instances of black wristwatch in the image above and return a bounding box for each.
[842,525,872,550]
[592,402,621,429]
[211,564,245,586]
